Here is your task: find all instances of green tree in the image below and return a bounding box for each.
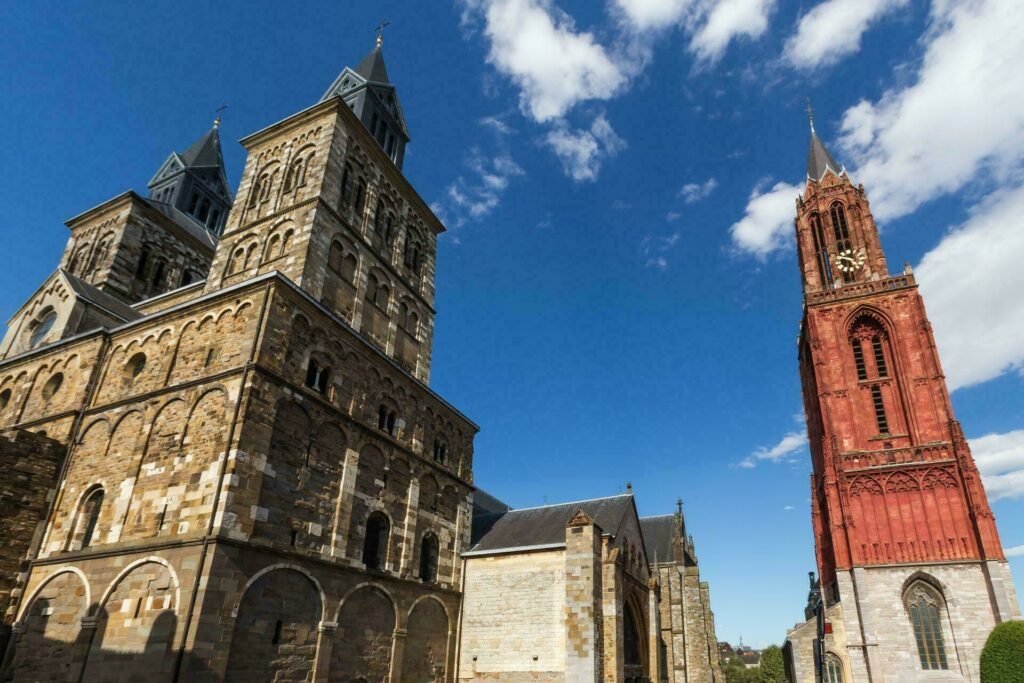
[981,620,1024,682]
[758,645,786,683]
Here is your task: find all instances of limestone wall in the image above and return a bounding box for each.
[459,550,567,679]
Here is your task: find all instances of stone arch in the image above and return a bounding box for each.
[82,559,180,681]
[8,569,90,680]
[224,566,324,682]
[330,584,397,682]
[402,596,450,683]
[623,592,648,677]
[124,398,188,538]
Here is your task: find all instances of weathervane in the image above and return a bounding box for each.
[375,19,391,47]
[214,103,228,129]
[806,97,815,133]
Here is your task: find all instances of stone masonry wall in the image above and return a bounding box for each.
[459,551,566,679]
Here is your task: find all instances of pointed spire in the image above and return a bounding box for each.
[806,100,843,180]
[180,125,225,169]
[353,43,391,84]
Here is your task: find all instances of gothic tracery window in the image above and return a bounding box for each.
[850,316,895,435]
[905,581,949,670]
[29,308,57,349]
[823,654,844,683]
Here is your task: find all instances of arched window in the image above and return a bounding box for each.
[135,246,151,279]
[304,359,330,395]
[374,199,389,238]
[229,247,246,274]
[377,404,397,436]
[266,234,282,261]
[340,164,354,207]
[419,534,439,583]
[89,240,110,272]
[809,213,832,285]
[180,269,197,287]
[830,203,851,251]
[904,581,948,670]
[823,654,844,683]
[151,259,167,291]
[623,599,644,667]
[41,373,63,401]
[433,439,447,465]
[367,273,390,310]
[850,316,894,434]
[29,309,57,349]
[362,512,390,570]
[0,388,10,413]
[70,487,104,550]
[354,180,367,214]
[329,242,359,284]
[125,352,147,380]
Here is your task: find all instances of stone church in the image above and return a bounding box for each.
[0,42,722,682]
[782,119,1021,681]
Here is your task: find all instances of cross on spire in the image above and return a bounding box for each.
[375,19,391,47]
[806,97,816,133]
[213,103,228,129]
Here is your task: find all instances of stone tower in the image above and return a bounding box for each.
[0,41,475,682]
[791,116,1020,681]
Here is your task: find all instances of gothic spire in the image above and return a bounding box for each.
[805,101,843,180]
[353,43,391,84]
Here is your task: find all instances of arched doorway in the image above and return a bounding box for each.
[623,596,648,683]
[330,585,396,682]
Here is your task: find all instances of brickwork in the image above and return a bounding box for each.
[565,516,602,681]
[789,136,1021,681]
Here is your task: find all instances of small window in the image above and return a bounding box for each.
[41,373,63,401]
[29,310,57,349]
[362,512,390,570]
[197,198,211,222]
[271,620,283,645]
[135,247,151,279]
[377,404,397,435]
[419,534,439,583]
[187,194,200,214]
[126,352,146,380]
[433,439,447,465]
[180,270,196,287]
[304,359,330,395]
[204,347,218,368]
[0,388,11,412]
[354,181,367,213]
[151,260,167,291]
[73,487,104,549]
[208,209,220,230]
[340,164,354,206]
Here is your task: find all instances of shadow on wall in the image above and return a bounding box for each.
[0,601,217,682]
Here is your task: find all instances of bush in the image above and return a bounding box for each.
[980,620,1024,683]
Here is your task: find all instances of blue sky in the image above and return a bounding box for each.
[2,0,1022,649]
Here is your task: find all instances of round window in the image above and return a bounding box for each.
[29,310,57,348]
[126,352,147,379]
[41,373,63,401]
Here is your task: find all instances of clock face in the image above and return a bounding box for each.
[836,248,867,273]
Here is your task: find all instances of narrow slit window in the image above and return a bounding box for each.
[852,340,867,380]
[871,385,889,434]
[872,336,888,377]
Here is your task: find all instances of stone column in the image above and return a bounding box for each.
[388,627,407,683]
[839,568,878,682]
[329,448,361,558]
[565,510,603,683]
[398,479,420,577]
[648,576,662,683]
[73,615,100,683]
[312,621,337,683]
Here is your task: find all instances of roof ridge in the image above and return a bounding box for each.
[504,493,633,514]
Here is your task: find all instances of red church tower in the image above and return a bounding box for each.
[792,110,1020,682]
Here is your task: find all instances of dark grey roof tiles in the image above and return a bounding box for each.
[639,515,677,564]
[61,271,142,322]
[180,127,224,168]
[472,489,511,517]
[807,129,842,180]
[354,45,390,84]
[468,494,634,554]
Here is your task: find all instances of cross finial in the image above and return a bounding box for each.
[213,103,228,129]
[375,19,390,47]
[806,97,816,133]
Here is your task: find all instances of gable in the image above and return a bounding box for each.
[148,153,185,188]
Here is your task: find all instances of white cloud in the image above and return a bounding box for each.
[783,504,795,511]
[970,429,1024,502]
[783,0,909,69]
[614,0,692,30]
[436,150,526,227]
[728,180,801,257]
[737,431,808,468]
[545,114,627,181]
[837,0,1024,221]
[463,0,627,122]
[680,177,718,203]
[690,0,776,63]
[1006,545,1024,558]
[915,185,1024,390]
[641,232,681,269]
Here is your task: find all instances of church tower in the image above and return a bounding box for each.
[793,113,1020,681]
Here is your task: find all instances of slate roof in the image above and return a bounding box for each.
[639,514,676,564]
[62,270,141,322]
[468,494,634,554]
[472,488,511,517]
[142,198,218,250]
[354,45,390,84]
[181,127,224,168]
[807,128,842,180]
